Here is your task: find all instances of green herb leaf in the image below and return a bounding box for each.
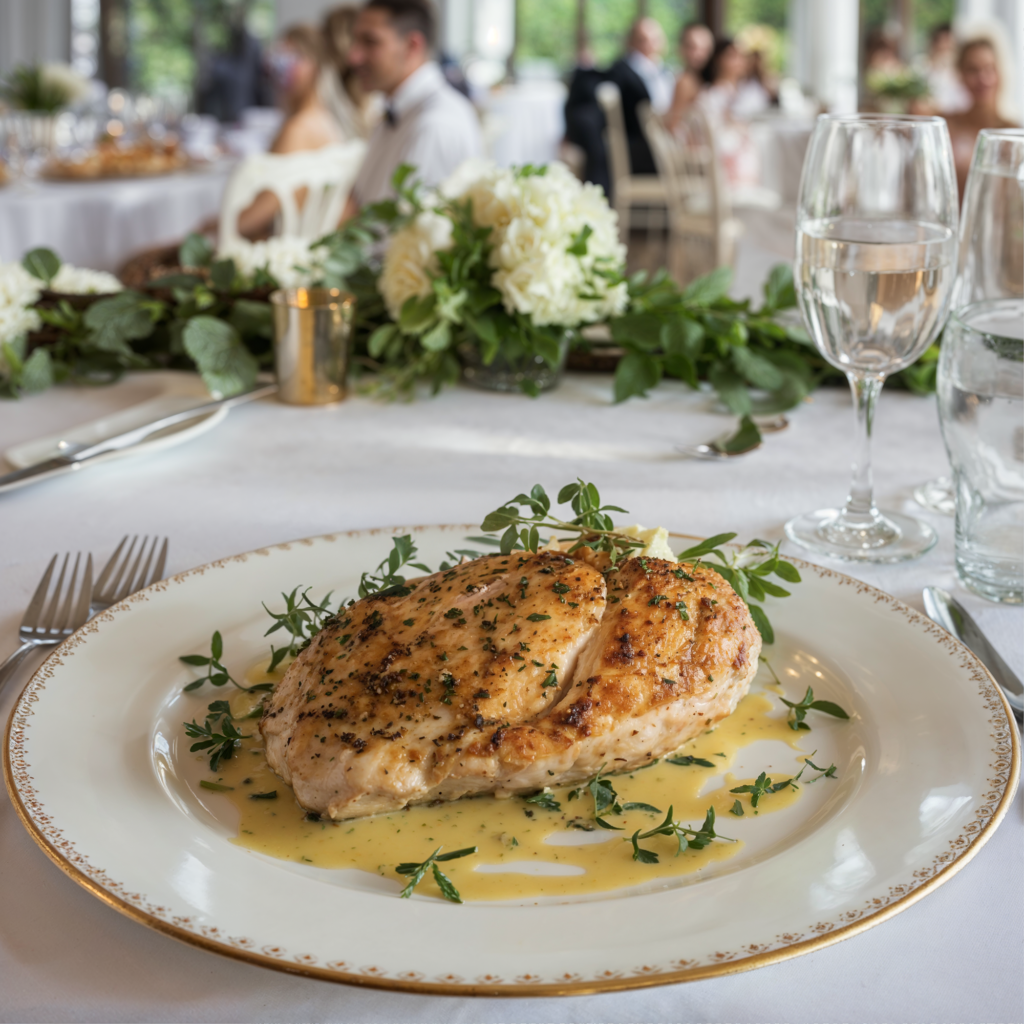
[182,315,258,397]
[22,247,60,285]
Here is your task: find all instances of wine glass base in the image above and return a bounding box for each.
[785,508,938,564]
[913,476,955,516]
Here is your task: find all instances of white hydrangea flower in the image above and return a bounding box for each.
[378,209,453,320]
[217,237,328,289]
[0,262,43,348]
[50,264,123,295]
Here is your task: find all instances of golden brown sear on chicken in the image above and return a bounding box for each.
[261,549,760,820]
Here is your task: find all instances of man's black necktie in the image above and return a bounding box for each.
[385,105,397,128]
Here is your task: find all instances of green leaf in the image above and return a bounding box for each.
[681,266,732,305]
[661,315,704,359]
[210,258,237,291]
[678,533,737,559]
[707,362,752,415]
[622,801,662,813]
[762,263,796,311]
[420,320,451,353]
[613,351,662,403]
[731,346,787,391]
[398,293,437,334]
[713,415,761,454]
[729,799,745,816]
[773,560,802,583]
[526,613,551,622]
[19,348,53,393]
[179,233,213,268]
[430,863,463,903]
[84,291,158,355]
[229,298,273,341]
[610,312,664,350]
[22,248,61,285]
[182,316,258,397]
[748,603,775,645]
[808,700,850,720]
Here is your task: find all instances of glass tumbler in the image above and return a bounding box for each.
[270,287,354,406]
[937,301,1023,602]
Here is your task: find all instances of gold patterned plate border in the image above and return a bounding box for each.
[4,525,1020,997]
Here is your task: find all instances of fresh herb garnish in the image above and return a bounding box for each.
[358,534,432,599]
[199,780,234,792]
[248,790,278,800]
[184,707,248,772]
[395,845,477,902]
[524,789,561,811]
[665,754,716,768]
[180,631,270,693]
[729,799,745,816]
[263,587,338,670]
[628,805,735,863]
[780,686,850,731]
[676,535,801,644]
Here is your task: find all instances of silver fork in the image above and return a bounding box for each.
[0,553,94,693]
[91,535,169,613]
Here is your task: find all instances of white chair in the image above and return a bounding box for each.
[641,102,746,287]
[595,82,667,243]
[218,140,367,246]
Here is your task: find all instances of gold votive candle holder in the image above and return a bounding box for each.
[270,287,354,405]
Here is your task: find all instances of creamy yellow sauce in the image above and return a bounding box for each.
[199,663,808,901]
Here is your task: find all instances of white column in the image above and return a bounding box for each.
[788,0,859,114]
[0,0,71,77]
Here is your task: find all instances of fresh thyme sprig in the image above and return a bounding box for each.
[524,789,561,811]
[184,699,249,771]
[395,845,478,902]
[729,770,798,807]
[358,534,432,599]
[675,535,800,645]
[628,805,735,863]
[180,631,273,693]
[780,686,851,731]
[481,479,646,564]
[263,587,338,671]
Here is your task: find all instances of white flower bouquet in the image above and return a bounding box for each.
[370,161,628,394]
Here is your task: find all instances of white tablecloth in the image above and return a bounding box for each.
[0,162,234,272]
[0,370,1020,1023]
[484,81,567,169]
[749,116,814,205]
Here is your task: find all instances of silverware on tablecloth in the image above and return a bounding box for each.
[676,415,789,460]
[0,382,278,495]
[923,586,1023,722]
[0,552,93,693]
[92,535,169,614]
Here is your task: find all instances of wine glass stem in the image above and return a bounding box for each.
[843,371,884,522]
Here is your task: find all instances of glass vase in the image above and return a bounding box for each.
[458,333,570,394]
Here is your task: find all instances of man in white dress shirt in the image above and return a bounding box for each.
[344,0,482,212]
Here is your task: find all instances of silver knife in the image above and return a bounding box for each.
[923,586,1023,721]
[0,382,278,495]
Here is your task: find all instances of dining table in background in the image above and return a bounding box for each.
[0,160,235,272]
[0,369,1020,1022]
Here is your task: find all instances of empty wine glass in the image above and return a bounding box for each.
[785,114,959,562]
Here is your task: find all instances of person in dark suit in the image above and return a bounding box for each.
[564,56,611,196]
[607,18,673,175]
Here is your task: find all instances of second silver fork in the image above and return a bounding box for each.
[92,535,169,614]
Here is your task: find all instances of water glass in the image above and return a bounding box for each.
[270,288,354,406]
[938,301,1023,602]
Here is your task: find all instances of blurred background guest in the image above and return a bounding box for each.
[665,21,714,130]
[924,23,970,114]
[234,24,342,239]
[697,38,765,188]
[564,44,610,195]
[608,17,674,174]
[196,5,272,123]
[344,0,481,211]
[944,36,1018,198]
[319,5,375,140]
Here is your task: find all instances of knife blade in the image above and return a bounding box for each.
[0,381,278,495]
[923,586,1023,721]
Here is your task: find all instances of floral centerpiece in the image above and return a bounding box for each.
[0,63,91,113]
[371,161,628,394]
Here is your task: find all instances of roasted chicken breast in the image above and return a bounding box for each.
[261,550,760,820]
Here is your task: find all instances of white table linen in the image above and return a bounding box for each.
[0,163,234,272]
[0,370,1020,1023]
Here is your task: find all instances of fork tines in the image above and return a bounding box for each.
[93,535,169,608]
[21,552,94,639]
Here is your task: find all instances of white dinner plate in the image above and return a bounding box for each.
[4,372,226,472]
[4,526,1019,996]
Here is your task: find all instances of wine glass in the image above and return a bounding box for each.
[785,114,959,562]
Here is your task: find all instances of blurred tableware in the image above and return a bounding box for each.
[785,114,958,562]
[676,415,788,460]
[0,552,93,693]
[916,129,1024,517]
[0,380,278,495]
[270,287,354,406]
[937,301,1023,603]
[912,475,955,515]
[923,586,1023,719]
[92,535,169,614]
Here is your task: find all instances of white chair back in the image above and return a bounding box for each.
[642,102,739,285]
[218,140,367,246]
[596,82,667,242]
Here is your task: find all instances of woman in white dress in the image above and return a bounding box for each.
[319,6,378,141]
